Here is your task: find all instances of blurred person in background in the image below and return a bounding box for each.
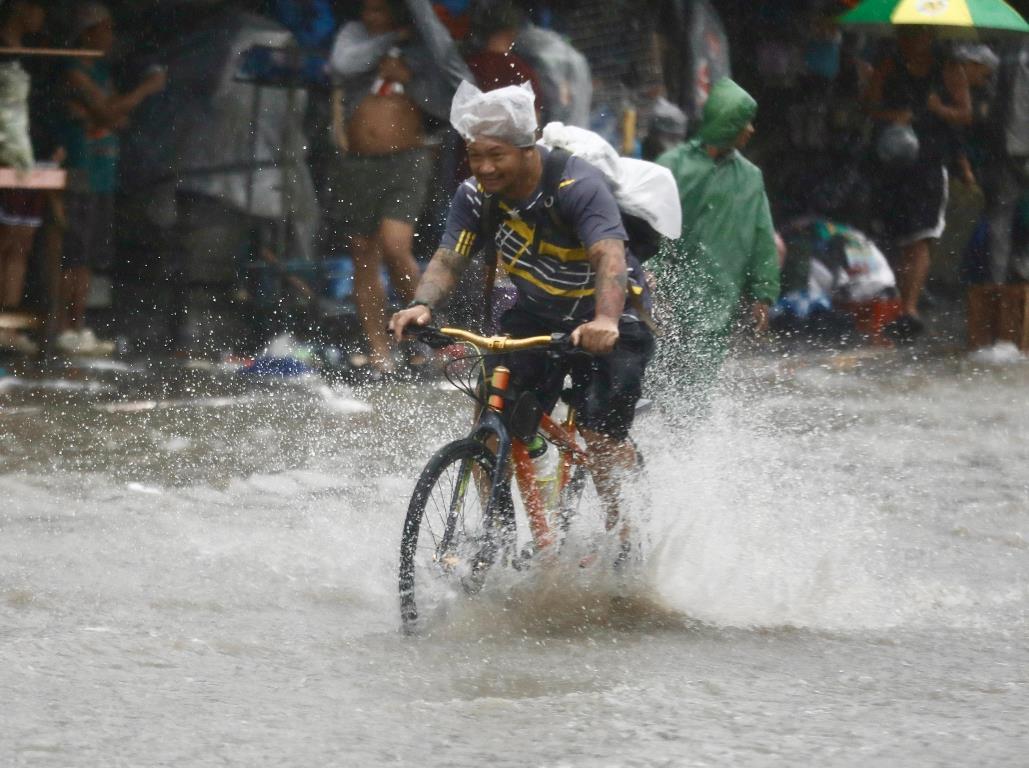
[951,43,999,189]
[651,77,780,418]
[0,0,47,354]
[465,1,542,114]
[982,39,1029,286]
[640,96,687,161]
[453,0,542,185]
[863,27,971,342]
[550,0,665,155]
[328,0,469,378]
[56,2,166,354]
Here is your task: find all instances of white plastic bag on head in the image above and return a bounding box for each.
[450,80,538,146]
[541,122,682,239]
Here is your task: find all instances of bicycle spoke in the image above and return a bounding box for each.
[400,439,509,628]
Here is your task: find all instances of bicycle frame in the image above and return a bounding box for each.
[407,325,598,554]
[471,363,591,553]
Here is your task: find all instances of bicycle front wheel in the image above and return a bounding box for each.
[399,438,514,630]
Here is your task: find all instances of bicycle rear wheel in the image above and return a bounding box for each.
[399,438,514,630]
[556,439,646,562]
[556,461,598,537]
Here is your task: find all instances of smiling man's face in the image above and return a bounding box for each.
[466,137,536,198]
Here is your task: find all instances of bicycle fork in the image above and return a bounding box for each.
[475,365,557,553]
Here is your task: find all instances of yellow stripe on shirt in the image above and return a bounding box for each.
[456,229,477,258]
[502,218,589,263]
[501,261,596,298]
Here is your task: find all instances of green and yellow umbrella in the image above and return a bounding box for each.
[840,0,1029,35]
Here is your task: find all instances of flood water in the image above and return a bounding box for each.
[1,345,1027,766]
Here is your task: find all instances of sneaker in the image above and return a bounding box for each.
[76,328,116,355]
[0,329,38,355]
[884,314,925,344]
[56,329,83,353]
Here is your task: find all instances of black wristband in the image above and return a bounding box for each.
[406,299,433,311]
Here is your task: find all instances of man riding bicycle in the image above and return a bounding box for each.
[389,80,654,533]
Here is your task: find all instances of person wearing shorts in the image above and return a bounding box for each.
[864,28,971,340]
[329,0,470,375]
[335,147,432,238]
[56,2,166,353]
[0,0,47,354]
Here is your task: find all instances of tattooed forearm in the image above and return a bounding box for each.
[588,239,628,323]
[413,247,468,309]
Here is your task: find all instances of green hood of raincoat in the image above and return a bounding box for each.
[697,77,757,149]
[653,81,780,339]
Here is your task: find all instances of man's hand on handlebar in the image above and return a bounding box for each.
[389,304,432,342]
[570,317,619,355]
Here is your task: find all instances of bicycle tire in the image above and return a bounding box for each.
[399,438,515,630]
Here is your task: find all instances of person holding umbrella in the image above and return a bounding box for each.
[841,0,1029,341]
[862,26,971,341]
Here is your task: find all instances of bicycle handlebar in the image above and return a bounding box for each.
[405,325,571,352]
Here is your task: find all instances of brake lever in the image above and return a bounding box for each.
[547,332,592,359]
[405,325,453,349]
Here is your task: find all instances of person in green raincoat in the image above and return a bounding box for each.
[651,77,780,414]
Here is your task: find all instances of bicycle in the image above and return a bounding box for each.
[397,325,637,631]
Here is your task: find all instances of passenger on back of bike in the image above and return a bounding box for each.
[389,80,655,533]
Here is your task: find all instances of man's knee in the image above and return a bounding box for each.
[378,219,415,260]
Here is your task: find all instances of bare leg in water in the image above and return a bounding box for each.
[895,237,931,319]
[0,225,34,308]
[378,217,419,308]
[60,265,90,331]
[351,217,421,373]
[580,427,639,543]
[0,225,38,351]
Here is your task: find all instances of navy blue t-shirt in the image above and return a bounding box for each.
[440,148,648,325]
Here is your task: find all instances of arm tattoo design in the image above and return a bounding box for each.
[588,239,628,322]
[413,247,468,309]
